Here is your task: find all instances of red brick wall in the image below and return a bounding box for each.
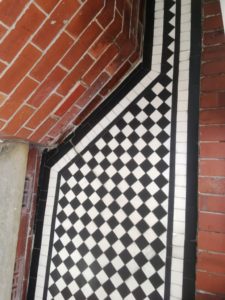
[196,0,225,298]
[0,0,145,146]
[11,147,41,300]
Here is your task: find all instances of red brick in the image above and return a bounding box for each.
[67,0,104,38]
[139,0,145,22]
[58,54,94,96]
[199,194,225,213]
[0,93,7,106]
[26,147,39,175]
[204,30,225,46]
[202,45,225,61]
[29,117,56,142]
[49,106,80,138]
[200,108,225,124]
[196,272,225,295]
[74,95,102,125]
[197,251,225,274]
[200,125,225,141]
[26,94,62,129]
[199,212,225,233]
[199,177,225,194]
[33,154,41,193]
[40,135,54,145]
[35,0,59,13]
[31,32,73,82]
[118,1,132,41]
[201,75,225,92]
[132,22,143,58]
[130,0,140,43]
[200,159,225,176]
[83,44,119,85]
[204,1,221,16]
[32,0,80,50]
[90,11,122,58]
[0,0,29,26]
[200,92,225,108]
[0,44,41,94]
[61,22,101,70]
[202,59,225,75]
[0,23,7,39]
[16,212,29,258]
[203,15,223,31]
[102,61,131,96]
[22,236,33,298]
[97,0,115,28]
[28,66,66,107]
[196,293,225,300]
[0,61,7,73]
[0,4,45,62]
[107,40,134,74]
[129,49,140,64]
[0,120,5,130]
[0,77,38,120]
[76,72,110,107]
[200,142,225,158]
[198,231,225,252]
[3,105,34,135]
[116,0,125,15]
[55,84,86,117]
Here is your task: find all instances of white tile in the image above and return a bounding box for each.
[134,82,145,94]
[175,186,186,198]
[170,283,183,298]
[171,271,183,286]
[176,132,187,143]
[172,233,185,247]
[178,80,189,91]
[171,258,184,273]
[179,60,190,71]
[172,245,185,259]
[176,142,187,154]
[179,51,190,62]
[174,197,186,210]
[173,208,186,222]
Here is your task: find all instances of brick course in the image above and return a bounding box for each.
[0,0,145,145]
[197,0,225,298]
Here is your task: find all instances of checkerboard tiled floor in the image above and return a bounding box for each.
[47,95,171,299]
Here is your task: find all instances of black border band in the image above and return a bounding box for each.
[182,0,201,299]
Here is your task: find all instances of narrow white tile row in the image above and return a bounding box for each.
[150,0,164,73]
[170,0,191,298]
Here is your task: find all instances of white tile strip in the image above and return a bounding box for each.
[170,0,191,298]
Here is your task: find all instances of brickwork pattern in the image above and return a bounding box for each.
[0,0,144,145]
[197,0,225,298]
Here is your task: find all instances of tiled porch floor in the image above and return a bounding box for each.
[28,0,199,299]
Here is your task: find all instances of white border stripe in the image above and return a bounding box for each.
[170,0,191,298]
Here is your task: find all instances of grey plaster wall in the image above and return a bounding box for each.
[0,143,29,300]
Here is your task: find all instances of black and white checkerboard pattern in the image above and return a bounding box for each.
[32,0,195,298]
[47,93,171,299]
